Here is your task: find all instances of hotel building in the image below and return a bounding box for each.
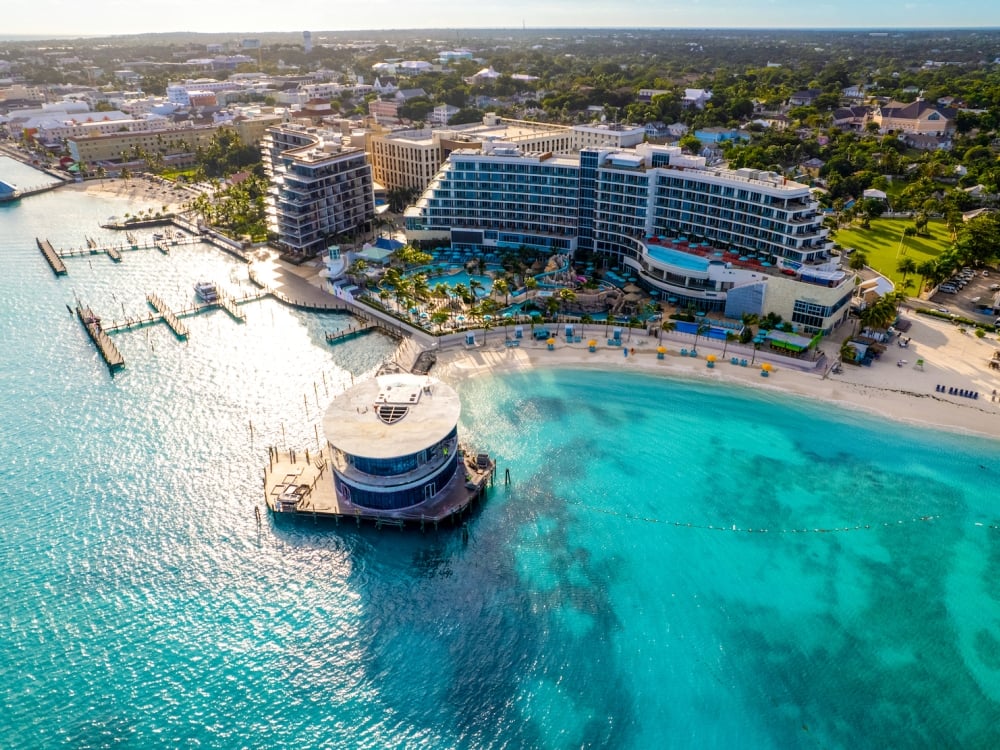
[322,374,463,511]
[404,143,852,333]
[262,123,375,255]
[366,114,574,193]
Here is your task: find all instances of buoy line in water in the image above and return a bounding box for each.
[562,500,1000,534]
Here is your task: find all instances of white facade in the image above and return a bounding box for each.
[404,142,850,332]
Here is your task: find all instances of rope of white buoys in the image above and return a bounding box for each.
[562,500,1000,533]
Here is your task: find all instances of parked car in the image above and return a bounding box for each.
[990,284,1000,291]
[939,285,958,293]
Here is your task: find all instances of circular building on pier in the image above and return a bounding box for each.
[322,373,462,511]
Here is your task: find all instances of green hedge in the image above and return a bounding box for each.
[915,307,998,332]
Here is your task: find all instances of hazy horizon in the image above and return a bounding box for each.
[3,0,999,40]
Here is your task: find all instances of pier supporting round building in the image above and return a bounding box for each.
[322,373,463,511]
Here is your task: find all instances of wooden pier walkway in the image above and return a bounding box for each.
[36,238,67,275]
[146,293,189,338]
[216,289,245,322]
[76,304,124,371]
[325,323,376,345]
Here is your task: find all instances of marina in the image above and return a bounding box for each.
[35,237,67,275]
[75,303,125,370]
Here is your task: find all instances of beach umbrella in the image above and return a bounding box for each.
[623,292,641,302]
[761,362,773,372]
[623,283,641,293]
[546,338,555,345]
[706,354,717,362]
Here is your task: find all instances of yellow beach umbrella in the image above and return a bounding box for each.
[588,339,598,347]
[657,346,666,354]
[706,354,717,362]
[761,362,773,372]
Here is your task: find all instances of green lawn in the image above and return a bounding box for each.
[832,218,954,288]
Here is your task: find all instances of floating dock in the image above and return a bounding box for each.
[36,238,67,276]
[146,293,189,338]
[76,304,124,371]
[262,445,494,528]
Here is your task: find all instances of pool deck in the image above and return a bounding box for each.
[262,445,495,528]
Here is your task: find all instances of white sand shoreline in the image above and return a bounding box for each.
[431,314,1000,442]
[69,177,1000,440]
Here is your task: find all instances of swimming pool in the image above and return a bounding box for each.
[417,270,493,297]
[646,244,710,272]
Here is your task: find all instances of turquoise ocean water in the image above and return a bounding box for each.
[1,160,999,748]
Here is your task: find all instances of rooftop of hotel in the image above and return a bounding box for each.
[322,373,461,459]
[377,118,571,147]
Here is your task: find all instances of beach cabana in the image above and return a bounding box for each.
[763,329,813,353]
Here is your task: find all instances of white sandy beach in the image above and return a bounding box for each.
[69,175,1000,440]
[431,310,1000,440]
[69,174,193,214]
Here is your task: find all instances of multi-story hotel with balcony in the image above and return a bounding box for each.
[404,143,853,332]
[367,114,574,194]
[262,124,375,255]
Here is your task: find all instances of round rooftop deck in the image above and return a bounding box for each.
[322,373,461,459]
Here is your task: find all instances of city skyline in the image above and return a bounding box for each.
[3,1,999,39]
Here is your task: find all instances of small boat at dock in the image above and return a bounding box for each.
[194,281,219,303]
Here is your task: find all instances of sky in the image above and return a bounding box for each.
[2,0,999,38]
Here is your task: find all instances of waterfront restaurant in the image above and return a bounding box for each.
[322,373,462,511]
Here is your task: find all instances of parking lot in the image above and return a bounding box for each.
[929,266,1000,325]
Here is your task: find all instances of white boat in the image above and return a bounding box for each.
[194,281,219,303]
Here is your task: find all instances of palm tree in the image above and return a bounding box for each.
[580,313,593,338]
[452,283,471,306]
[557,287,577,313]
[848,251,869,271]
[544,295,561,320]
[659,319,676,341]
[840,339,858,364]
[692,320,710,352]
[493,278,510,306]
[469,278,484,300]
[896,257,917,288]
[722,331,738,358]
[431,310,450,332]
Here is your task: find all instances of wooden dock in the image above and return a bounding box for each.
[146,293,190,338]
[36,238,67,276]
[262,445,495,528]
[76,304,124,371]
[216,289,246,322]
[325,324,376,345]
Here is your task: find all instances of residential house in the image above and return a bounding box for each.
[681,88,712,109]
[788,89,823,107]
[394,88,427,104]
[800,158,825,179]
[430,104,460,126]
[832,106,871,132]
[644,121,671,139]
